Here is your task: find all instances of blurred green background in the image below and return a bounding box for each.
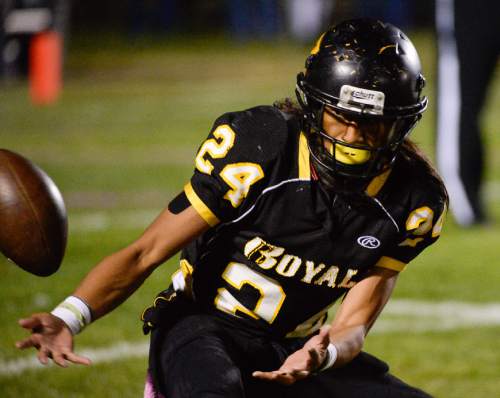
[1,4,500,397]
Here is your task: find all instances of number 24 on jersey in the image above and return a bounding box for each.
[195,125,264,208]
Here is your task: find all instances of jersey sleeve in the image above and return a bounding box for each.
[376,196,448,272]
[184,107,288,225]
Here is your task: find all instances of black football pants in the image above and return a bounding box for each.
[148,313,432,398]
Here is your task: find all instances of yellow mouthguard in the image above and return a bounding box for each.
[334,143,371,165]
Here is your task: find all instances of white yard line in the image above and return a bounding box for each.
[373,299,500,333]
[2,299,500,377]
[70,210,159,232]
[0,341,150,377]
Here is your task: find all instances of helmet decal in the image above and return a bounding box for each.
[378,44,398,55]
[310,33,326,55]
[338,85,385,115]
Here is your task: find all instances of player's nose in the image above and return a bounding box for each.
[340,124,363,144]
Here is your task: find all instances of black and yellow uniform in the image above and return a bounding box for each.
[181,105,445,336]
[147,106,446,398]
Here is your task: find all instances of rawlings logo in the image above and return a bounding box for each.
[357,236,380,249]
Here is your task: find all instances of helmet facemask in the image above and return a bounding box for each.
[298,87,421,180]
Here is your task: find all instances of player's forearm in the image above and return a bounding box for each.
[70,207,210,320]
[328,323,367,367]
[327,268,398,367]
[72,244,159,320]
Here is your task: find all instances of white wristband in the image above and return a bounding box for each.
[317,343,338,372]
[51,296,92,335]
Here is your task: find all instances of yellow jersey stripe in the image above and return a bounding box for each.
[365,168,392,197]
[180,259,194,277]
[298,132,311,180]
[184,182,220,227]
[375,256,407,272]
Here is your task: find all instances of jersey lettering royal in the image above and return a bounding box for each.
[175,105,447,338]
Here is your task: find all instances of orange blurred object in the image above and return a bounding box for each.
[29,31,62,105]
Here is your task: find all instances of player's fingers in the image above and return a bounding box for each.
[252,370,273,379]
[272,372,298,385]
[318,325,331,344]
[289,369,309,380]
[18,316,42,330]
[52,352,68,368]
[252,370,282,381]
[253,370,298,385]
[308,347,321,368]
[319,324,331,336]
[64,351,92,366]
[37,347,50,365]
[15,337,37,350]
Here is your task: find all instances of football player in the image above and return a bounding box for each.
[16,19,447,398]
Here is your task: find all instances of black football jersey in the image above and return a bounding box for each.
[173,105,447,338]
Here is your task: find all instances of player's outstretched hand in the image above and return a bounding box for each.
[15,313,91,367]
[252,325,331,385]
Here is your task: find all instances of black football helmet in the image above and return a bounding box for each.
[296,18,427,181]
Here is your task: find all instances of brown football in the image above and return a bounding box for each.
[0,149,67,276]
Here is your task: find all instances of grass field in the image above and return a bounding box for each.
[1,31,499,397]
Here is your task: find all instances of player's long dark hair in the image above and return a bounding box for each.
[273,98,449,204]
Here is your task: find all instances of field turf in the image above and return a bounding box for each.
[0,31,499,397]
